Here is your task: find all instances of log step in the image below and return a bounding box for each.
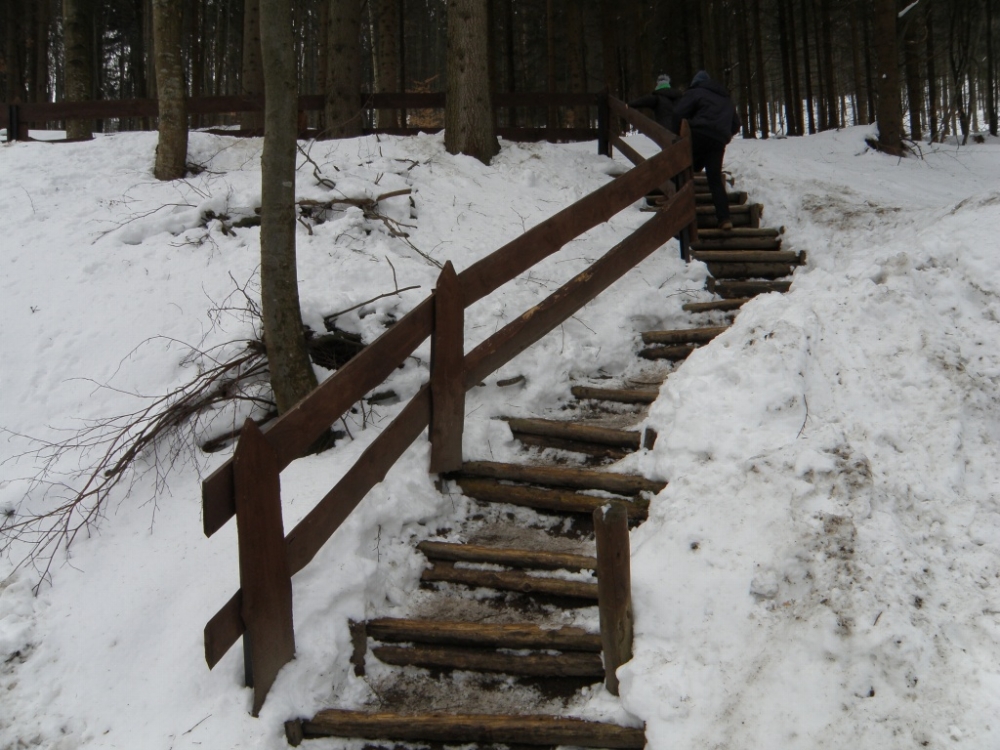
[706,262,794,280]
[682,298,751,313]
[696,227,781,239]
[455,461,665,496]
[638,344,695,361]
[417,541,596,571]
[512,431,633,460]
[422,562,599,601]
[641,325,728,345]
[707,279,792,298]
[505,417,641,450]
[690,236,782,250]
[648,189,746,205]
[364,617,603,651]
[692,250,803,264]
[571,385,659,404]
[371,644,604,677]
[641,205,761,228]
[455,477,650,521]
[290,710,647,748]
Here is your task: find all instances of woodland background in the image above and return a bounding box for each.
[2,0,998,143]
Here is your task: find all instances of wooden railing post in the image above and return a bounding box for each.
[429,261,465,473]
[593,503,633,696]
[233,419,295,716]
[676,120,699,262]
[7,104,21,142]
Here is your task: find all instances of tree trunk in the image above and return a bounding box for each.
[903,4,923,140]
[445,0,498,163]
[873,0,902,155]
[600,0,620,98]
[926,2,938,140]
[777,0,798,135]
[798,0,815,133]
[986,0,998,136]
[259,0,319,414]
[152,0,188,180]
[242,0,265,131]
[325,0,363,138]
[375,0,401,127]
[547,0,557,130]
[753,0,769,137]
[819,0,836,130]
[566,0,587,127]
[63,0,94,139]
[737,0,754,137]
[35,0,51,103]
[849,0,867,124]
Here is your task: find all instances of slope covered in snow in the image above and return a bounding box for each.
[1,127,998,749]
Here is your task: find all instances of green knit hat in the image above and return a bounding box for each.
[655,74,671,90]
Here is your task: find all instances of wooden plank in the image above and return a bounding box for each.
[429,262,465,473]
[693,251,800,264]
[611,135,646,167]
[204,386,431,668]
[696,227,780,238]
[511,432,632,460]
[284,385,431,576]
[706,262,794,279]
[233,420,295,716]
[422,563,599,600]
[455,478,650,520]
[300,710,647,748]
[594,504,633,696]
[18,98,157,121]
[371,644,604,677]
[708,279,792,298]
[417,541,597,571]
[504,418,641,449]
[365,617,602,651]
[494,92,601,108]
[498,127,600,143]
[457,462,665,496]
[204,591,243,669]
[201,297,433,537]
[608,96,677,151]
[457,137,692,309]
[571,385,659,404]
[463,183,695,388]
[641,325,728,345]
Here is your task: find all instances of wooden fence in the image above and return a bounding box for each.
[14,90,690,713]
[0,92,604,143]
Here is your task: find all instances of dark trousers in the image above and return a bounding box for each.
[691,132,730,223]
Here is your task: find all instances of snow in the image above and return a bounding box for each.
[2,125,999,749]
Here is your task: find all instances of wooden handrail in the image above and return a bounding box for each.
[201,95,696,712]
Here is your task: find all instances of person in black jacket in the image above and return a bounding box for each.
[671,70,741,230]
[628,74,682,133]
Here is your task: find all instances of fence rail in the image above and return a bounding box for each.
[1,91,603,143]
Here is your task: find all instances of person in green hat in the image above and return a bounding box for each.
[628,74,682,133]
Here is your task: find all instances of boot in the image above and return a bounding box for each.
[719,219,733,231]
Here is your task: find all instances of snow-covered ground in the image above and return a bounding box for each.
[1,125,998,750]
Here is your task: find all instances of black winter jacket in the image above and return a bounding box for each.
[671,78,740,144]
[628,88,683,131]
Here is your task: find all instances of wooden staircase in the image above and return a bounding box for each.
[286,166,800,749]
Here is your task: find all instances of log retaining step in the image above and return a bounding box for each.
[371,644,605,677]
[570,385,659,404]
[455,477,650,521]
[504,417,641,450]
[707,279,792,298]
[706,262,795,280]
[511,432,632,459]
[640,325,728,345]
[290,710,647,748]
[692,250,803,264]
[364,618,603,651]
[691,236,782,250]
[455,461,665,496]
[421,562,599,600]
[682,298,751,313]
[417,541,597,571]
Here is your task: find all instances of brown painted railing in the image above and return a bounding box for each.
[192,95,695,714]
[1,92,603,143]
